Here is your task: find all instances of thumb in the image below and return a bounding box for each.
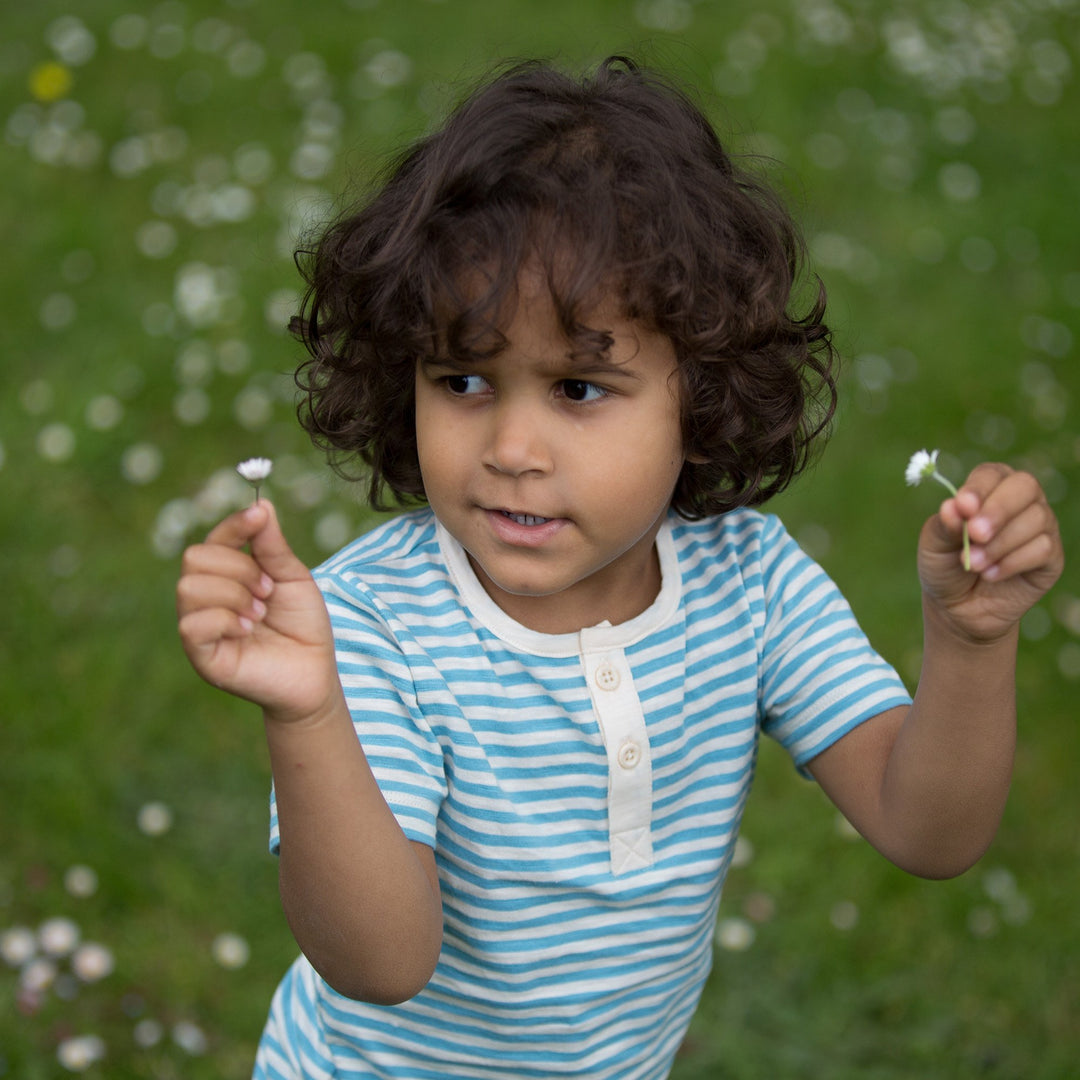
[918,499,974,593]
[247,500,311,584]
[923,494,971,555]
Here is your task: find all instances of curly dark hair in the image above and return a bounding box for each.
[292,56,837,518]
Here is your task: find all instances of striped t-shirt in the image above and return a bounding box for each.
[258,507,910,1080]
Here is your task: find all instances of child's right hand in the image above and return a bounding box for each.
[176,500,342,725]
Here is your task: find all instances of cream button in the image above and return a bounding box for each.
[594,663,621,691]
[617,741,642,770]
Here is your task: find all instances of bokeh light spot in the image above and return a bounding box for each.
[715,917,755,951]
[37,423,77,462]
[137,802,174,836]
[938,162,981,202]
[121,443,164,485]
[211,932,251,969]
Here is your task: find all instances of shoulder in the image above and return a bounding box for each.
[668,509,829,635]
[669,508,793,576]
[313,508,454,625]
[315,508,440,580]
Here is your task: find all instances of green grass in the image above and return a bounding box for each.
[2,1,1078,1076]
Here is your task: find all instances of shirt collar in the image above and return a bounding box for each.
[435,514,682,658]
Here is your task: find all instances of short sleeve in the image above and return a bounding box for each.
[269,571,448,855]
[757,516,912,774]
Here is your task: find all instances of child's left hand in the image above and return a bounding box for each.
[918,462,1064,644]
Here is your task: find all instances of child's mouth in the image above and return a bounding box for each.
[501,511,550,527]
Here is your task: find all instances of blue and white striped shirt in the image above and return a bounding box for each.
[259,507,910,1079]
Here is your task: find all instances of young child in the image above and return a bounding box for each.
[177,57,1063,1079]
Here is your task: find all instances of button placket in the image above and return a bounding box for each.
[579,638,653,875]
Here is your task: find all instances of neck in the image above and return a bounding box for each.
[467,542,663,636]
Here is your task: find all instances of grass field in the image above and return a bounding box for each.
[2,1,1078,1076]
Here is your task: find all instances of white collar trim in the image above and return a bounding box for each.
[435,516,682,657]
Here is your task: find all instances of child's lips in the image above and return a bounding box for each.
[499,509,552,526]
[483,507,568,546]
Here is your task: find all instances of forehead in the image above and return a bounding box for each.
[434,246,640,350]
[433,285,677,387]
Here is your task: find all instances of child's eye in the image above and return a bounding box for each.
[559,379,607,403]
[445,374,489,396]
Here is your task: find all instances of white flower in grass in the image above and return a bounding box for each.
[133,1018,164,1048]
[21,956,58,993]
[64,864,99,898]
[236,456,273,502]
[38,917,80,957]
[172,1020,208,1055]
[72,941,115,982]
[211,931,250,969]
[0,926,37,967]
[137,800,174,836]
[57,1034,106,1072]
[715,916,756,951]
[905,448,971,570]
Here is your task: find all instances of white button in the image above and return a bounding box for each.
[594,663,620,691]
[617,741,642,770]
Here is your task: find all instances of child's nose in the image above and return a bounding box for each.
[482,397,553,477]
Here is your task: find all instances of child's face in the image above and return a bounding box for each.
[415,275,686,634]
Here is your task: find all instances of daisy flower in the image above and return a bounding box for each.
[905,449,939,487]
[236,457,273,503]
[905,449,971,571]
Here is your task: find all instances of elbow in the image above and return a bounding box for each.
[322,960,437,1006]
[307,927,442,1006]
[898,858,977,882]
[885,834,996,881]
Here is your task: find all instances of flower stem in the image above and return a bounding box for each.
[932,471,972,572]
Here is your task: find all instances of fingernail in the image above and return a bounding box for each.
[239,616,254,632]
[258,573,274,596]
[971,516,992,541]
[251,599,267,619]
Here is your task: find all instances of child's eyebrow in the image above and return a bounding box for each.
[420,354,643,381]
[565,357,643,382]
[419,356,473,372]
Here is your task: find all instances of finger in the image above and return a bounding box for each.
[979,531,1060,585]
[245,500,312,585]
[178,544,266,587]
[968,500,1051,572]
[181,542,273,596]
[176,572,268,623]
[954,461,1014,513]
[956,468,1043,543]
[970,472,1044,546]
[205,502,272,549]
[178,606,254,661]
[200,500,309,586]
[923,499,967,556]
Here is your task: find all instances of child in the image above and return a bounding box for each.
[177,57,1064,1079]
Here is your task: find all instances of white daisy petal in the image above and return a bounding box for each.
[905,448,938,486]
[236,457,273,483]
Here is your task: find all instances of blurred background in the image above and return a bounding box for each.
[2,1,1077,1076]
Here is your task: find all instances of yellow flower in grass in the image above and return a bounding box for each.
[30,61,73,103]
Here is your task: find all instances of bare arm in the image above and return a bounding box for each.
[809,463,1063,879]
[177,501,442,1002]
[267,699,442,1004]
